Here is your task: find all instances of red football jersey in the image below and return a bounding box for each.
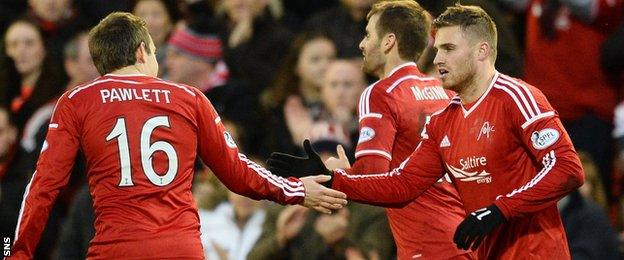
[11,74,305,259]
[333,72,584,259]
[353,62,468,259]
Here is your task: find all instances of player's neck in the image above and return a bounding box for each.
[458,67,496,104]
[382,56,411,78]
[110,65,147,76]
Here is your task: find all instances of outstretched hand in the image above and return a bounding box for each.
[324,144,351,170]
[267,139,331,180]
[300,175,347,214]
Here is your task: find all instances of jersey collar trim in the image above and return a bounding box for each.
[387,62,418,77]
[460,71,500,117]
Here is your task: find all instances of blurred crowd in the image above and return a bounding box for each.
[0,0,623,259]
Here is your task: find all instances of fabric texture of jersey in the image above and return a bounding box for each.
[353,62,468,259]
[11,74,305,259]
[333,72,584,259]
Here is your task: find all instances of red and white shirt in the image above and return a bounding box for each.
[11,74,305,259]
[334,71,584,259]
[352,62,467,259]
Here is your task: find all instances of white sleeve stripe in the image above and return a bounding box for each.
[499,74,541,114]
[358,86,373,117]
[358,113,383,121]
[497,77,541,116]
[365,84,373,115]
[238,154,305,196]
[335,157,409,179]
[497,80,537,117]
[521,111,556,129]
[355,149,392,160]
[502,151,556,198]
[494,85,531,121]
[14,170,37,242]
[239,154,303,187]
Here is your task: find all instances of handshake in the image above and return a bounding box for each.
[267,139,349,214]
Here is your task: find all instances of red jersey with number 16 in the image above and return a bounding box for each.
[11,74,305,259]
[353,62,468,259]
[333,72,584,259]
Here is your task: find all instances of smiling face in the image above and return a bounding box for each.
[359,13,385,77]
[433,26,477,94]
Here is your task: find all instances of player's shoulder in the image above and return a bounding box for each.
[429,96,461,122]
[490,73,551,109]
[66,74,198,100]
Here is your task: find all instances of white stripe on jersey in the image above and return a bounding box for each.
[521,111,555,129]
[496,78,541,117]
[501,151,556,199]
[69,78,196,99]
[14,170,37,242]
[385,75,436,93]
[335,156,410,179]
[355,149,392,160]
[358,113,382,122]
[238,154,305,197]
[494,84,532,121]
[499,74,541,115]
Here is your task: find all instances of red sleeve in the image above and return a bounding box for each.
[354,87,396,161]
[194,91,304,205]
[494,92,584,219]
[12,94,80,259]
[332,119,444,207]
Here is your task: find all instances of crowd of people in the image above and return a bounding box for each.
[0,0,623,259]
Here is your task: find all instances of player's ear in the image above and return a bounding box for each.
[382,33,396,53]
[135,41,147,64]
[476,41,490,61]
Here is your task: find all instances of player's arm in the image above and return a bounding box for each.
[493,97,584,219]
[11,94,80,259]
[268,118,445,208]
[194,91,345,211]
[349,87,396,173]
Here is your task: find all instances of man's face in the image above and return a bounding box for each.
[29,0,71,23]
[145,36,159,77]
[68,35,99,84]
[321,61,365,115]
[5,22,46,77]
[359,14,384,77]
[433,26,477,93]
[165,48,211,86]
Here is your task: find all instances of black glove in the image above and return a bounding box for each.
[453,204,506,250]
[267,139,332,184]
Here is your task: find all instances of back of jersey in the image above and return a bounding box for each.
[66,74,203,257]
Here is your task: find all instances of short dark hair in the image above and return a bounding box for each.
[367,0,431,61]
[433,4,498,60]
[88,12,153,75]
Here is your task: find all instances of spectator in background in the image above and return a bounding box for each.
[248,138,395,260]
[216,0,293,95]
[305,0,374,58]
[133,0,180,76]
[310,59,365,149]
[0,107,17,180]
[0,18,67,131]
[261,32,336,156]
[26,0,89,57]
[500,0,623,186]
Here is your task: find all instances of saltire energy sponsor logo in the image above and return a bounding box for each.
[446,156,492,183]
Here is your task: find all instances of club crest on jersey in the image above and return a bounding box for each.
[224,131,237,148]
[530,128,560,150]
[477,122,494,141]
[358,127,375,144]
